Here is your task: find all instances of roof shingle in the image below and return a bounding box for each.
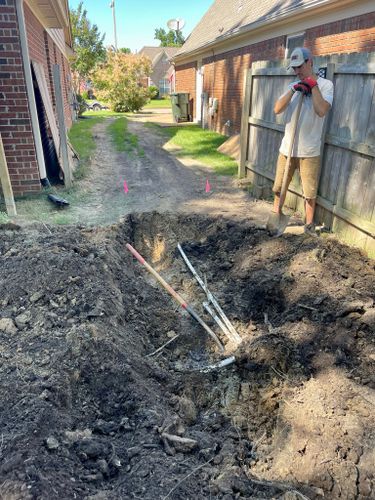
[176,0,330,57]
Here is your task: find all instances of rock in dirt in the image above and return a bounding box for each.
[0,317,18,334]
[14,311,32,329]
[46,436,59,450]
[161,432,198,453]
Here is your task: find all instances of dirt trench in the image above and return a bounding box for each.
[0,212,374,500]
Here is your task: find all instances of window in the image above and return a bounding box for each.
[159,78,170,96]
[285,33,305,58]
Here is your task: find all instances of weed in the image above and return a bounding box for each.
[107,117,144,157]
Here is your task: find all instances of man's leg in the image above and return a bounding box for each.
[299,156,320,232]
[305,198,316,225]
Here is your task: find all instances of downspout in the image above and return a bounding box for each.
[15,0,48,185]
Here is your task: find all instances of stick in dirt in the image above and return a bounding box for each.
[177,243,242,343]
[126,243,224,352]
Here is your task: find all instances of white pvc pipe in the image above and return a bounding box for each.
[16,0,47,181]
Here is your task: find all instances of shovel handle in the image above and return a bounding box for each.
[279,94,303,210]
[126,244,224,351]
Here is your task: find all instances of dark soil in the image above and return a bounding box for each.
[0,212,374,499]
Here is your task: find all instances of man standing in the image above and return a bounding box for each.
[272,47,334,235]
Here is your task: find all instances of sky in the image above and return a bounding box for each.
[68,0,214,53]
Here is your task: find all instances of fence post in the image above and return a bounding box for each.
[239,68,253,178]
[0,134,17,216]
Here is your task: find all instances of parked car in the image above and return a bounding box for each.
[86,100,109,111]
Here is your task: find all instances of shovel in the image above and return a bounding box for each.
[267,93,303,236]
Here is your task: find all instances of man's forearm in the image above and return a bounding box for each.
[274,90,294,114]
[311,86,330,117]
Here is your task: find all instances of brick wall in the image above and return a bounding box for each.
[176,12,375,135]
[24,3,73,128]
[175,61,196,119]
[0,0,74,197]
[0,0,40,195]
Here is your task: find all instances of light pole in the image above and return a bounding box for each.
[109,0,118,51]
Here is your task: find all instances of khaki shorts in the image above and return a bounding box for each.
[272,154,320,199]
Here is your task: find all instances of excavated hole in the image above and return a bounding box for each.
[0,212,374,499]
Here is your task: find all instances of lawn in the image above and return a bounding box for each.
[145,123,238,176]
[142,98,171,109]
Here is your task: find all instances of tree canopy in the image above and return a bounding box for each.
[70,1,106,92]
[154,28,185,47]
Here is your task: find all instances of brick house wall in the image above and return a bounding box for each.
[174,61,196,120]
[24,3,72,128]
[0,0,73,196]
[0,0,40,194]
[176,12,375,135]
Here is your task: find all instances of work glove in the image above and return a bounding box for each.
[301,76,318,89]
[293,81,312,95]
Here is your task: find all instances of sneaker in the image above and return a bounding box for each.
[304,223,317,236]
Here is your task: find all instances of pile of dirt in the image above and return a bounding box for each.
[0,212,374,499]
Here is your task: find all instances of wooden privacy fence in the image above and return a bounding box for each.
[239,53,375,255]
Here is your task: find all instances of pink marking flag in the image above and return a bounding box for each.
[123,180,129,194]
[205,178,211,193]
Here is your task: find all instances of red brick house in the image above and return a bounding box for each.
[0,0,74,196]
[173,0,375,135]
[138,46,179,96]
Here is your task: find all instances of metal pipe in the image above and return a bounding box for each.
[126,243,224,352]
[203,301,233,342]
[177,244,242,343]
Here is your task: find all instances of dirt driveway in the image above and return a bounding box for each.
[0,111,374,500]
[66,109,279,228]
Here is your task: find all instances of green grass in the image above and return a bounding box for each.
[68,115,105,162]
[145,123,237,175]
[107,117,144,156]
[142,98,171,109]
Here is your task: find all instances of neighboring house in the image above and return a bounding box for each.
[138,46,180,95]
[173,0,375,135]
[0,0,74,196]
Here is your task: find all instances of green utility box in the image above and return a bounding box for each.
[170,92,190,123]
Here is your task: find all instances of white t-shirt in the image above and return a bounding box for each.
[279,77,334,157]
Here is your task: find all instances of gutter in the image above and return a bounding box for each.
[16,0,48,183]
[174,0,367,63]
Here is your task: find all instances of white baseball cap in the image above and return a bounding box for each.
[288,47,313,69]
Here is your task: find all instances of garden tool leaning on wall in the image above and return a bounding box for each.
[266,93,304,237]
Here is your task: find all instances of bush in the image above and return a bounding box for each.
[92,51,152,113]
[75,94,87,116]
[81,90,90,100]
[148,85,159,99]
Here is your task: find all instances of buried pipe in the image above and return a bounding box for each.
[126,244,224,352]
[177,243,242,343]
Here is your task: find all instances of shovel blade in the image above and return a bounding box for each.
[266,212,290,237]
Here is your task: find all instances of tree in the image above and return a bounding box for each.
[70,1,106,94]
[119,47,131,54]
[154,28,185,47]
[91,50,152,112]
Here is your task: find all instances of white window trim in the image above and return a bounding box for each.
[285,32,306,59]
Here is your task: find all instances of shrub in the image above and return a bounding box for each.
[92,50,152,113]
[75,94,87,116]
[148,86,159,99]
